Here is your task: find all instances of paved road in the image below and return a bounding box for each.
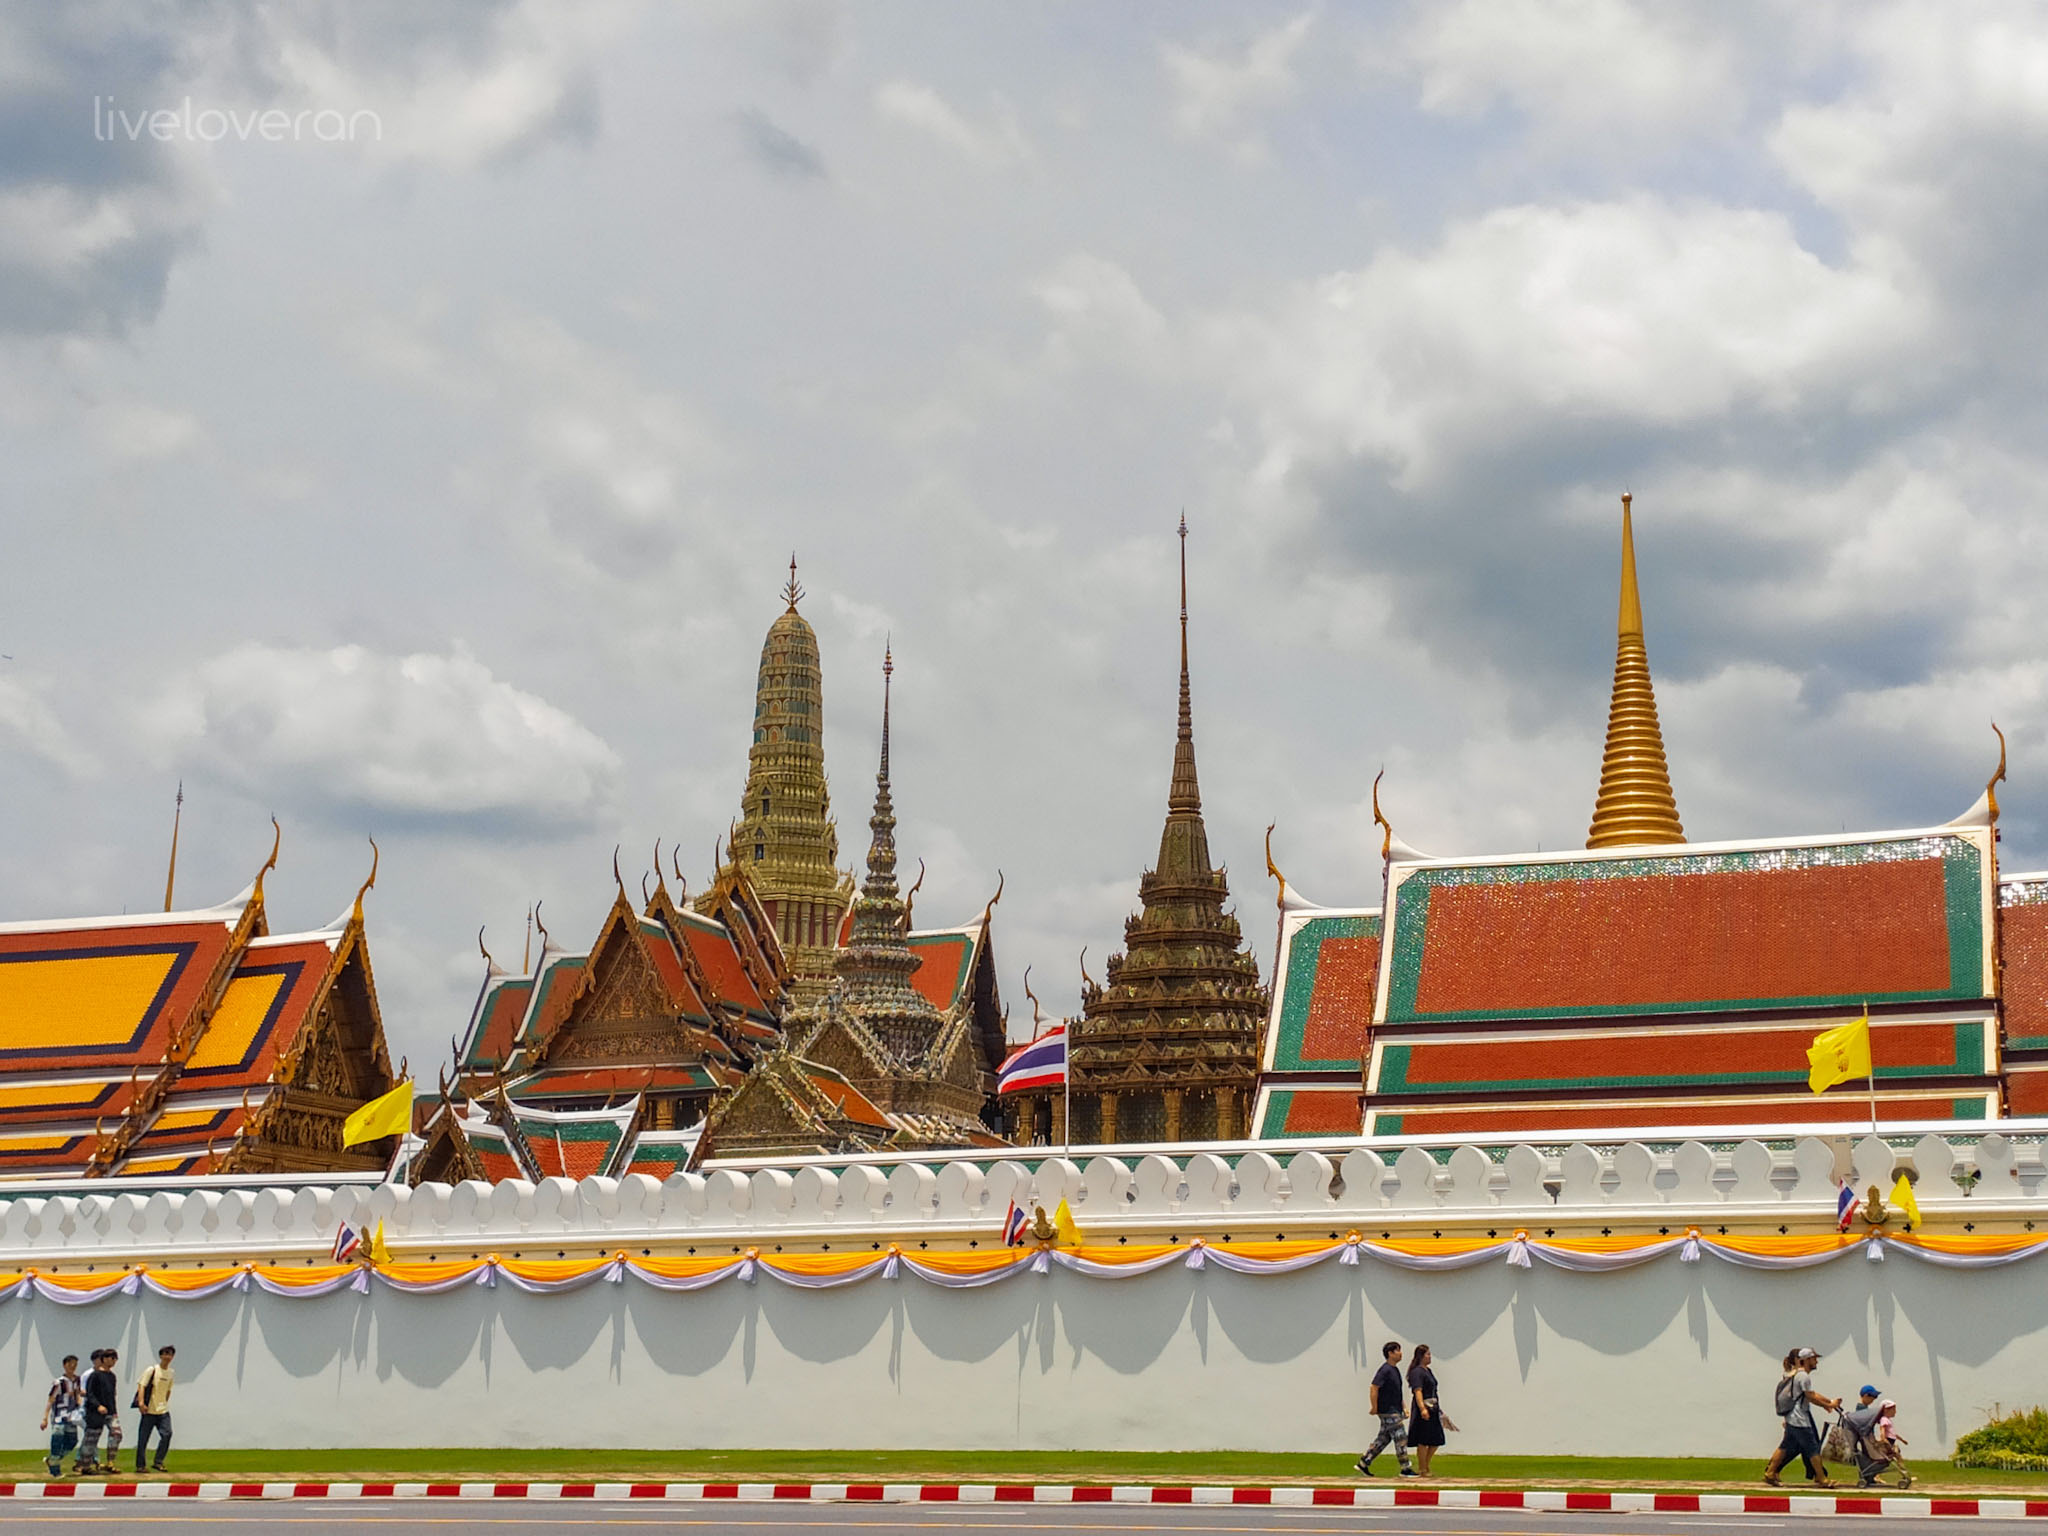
[0,1501,1998,1535]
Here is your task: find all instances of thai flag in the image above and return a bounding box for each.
[1002,1201,1029,1247]
[331,1222,363,1263]
[1835,1182,1857,1232]
[997,1023,1066,1094]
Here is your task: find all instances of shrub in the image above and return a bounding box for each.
[1953,1407,2048,1468]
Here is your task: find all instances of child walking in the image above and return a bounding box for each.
[40,1355,84,1478]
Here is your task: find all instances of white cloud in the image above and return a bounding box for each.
[1162,12,1313,160]
[149,644,619,833]
[0,677,97,779]
[874,80,1031,166]
[1406,0,1737,142]
[1216,197,1929,486]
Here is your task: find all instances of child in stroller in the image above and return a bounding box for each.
[1838,1390,1912,1489]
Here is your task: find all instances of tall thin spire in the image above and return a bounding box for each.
[162,781,183,912]
[782,552,804,611]
[1587,493,1685,848]
[1169,514,1201,815]
[867,640,897,892]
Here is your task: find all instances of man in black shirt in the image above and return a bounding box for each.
[1356,1340,1417,1476]
[79,1348,122,1475]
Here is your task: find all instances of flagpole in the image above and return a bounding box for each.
[1865,1002,1878,1138]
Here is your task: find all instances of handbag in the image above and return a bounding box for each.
[1821,1420,1855,1464]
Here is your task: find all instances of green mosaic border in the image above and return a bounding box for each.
[1370,1096,1987,1137]
[1386,835,1985,1023]
[1270,914,1380,1072]
[1373,1021,1986,1097]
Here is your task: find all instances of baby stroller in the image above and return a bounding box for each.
[1829,1402,1912,1490]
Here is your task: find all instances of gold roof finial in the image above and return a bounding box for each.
[1371,769,1392,861]
[350,838,378,925]
[253,816,282,903]
[1587,492,1685,848]
[1265,822,1288,908]
[1988,721,2008,824]
[783,552,804,611]
[163,782,183,912]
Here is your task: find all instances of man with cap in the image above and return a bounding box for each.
[1764,1347,1841,1487]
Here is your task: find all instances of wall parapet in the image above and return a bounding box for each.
[0,1124,2042,1267]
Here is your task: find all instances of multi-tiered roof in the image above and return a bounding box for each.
[705,560,854,1004]
[0,829,399,1177]
[1067,521,1269,1144]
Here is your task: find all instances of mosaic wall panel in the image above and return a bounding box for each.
[1384,836,1987,1023]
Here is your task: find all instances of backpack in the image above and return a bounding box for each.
[1773,1374,1801,1416]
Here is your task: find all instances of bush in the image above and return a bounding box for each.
[1953,1407,2048,1468]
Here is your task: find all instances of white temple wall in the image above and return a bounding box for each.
[3,1254,2040,1457]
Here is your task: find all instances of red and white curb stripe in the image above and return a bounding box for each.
[2,1482,2045,1517]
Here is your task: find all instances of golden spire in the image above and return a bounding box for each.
[783,552,803,611]
[1169,514,1201,815]
[162,781,182,912]
[1587,493,1685,848]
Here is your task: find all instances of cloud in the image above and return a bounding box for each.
[1405,0,1738,143]
[0,677,97,779]
[1161,12,1313,160]
[734,108,826,180]
[149,643,619,834]
[874,80,1030,167]
[0,0,626,339]
[1216,197,1929,488]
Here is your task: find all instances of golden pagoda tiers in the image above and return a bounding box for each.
[1586,492,1685,848]
[1057,520,1269,1145]
[699,558,855,1005]
[703,648,1003,1157]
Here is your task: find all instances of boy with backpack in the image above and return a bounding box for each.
[132,1345,175,1474]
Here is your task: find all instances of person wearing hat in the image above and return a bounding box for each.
[1764,1347,1841,1487]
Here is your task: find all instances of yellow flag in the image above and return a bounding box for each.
[368,1220,393,1267]
[1890,1172,1922,1232]
[1052,1198,1081,1248]
[342,1080,414,1146]
[1807,1016,1871,1094]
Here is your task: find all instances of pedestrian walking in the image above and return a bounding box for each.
[40,1354,84,1478]
[78,1348,122,1475]
[132,1345,175,1473]
[1763,1346,1839,1487]
[1354,1340,1418,1477]
[1406,1343,1449,1477]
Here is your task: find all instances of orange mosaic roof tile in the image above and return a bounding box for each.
[1386,836,1985,1022]
[673,914,768,1018]
[1999,884,2048,1048]
[1373,1019,1987,1096]
[179,934,337,1090]
[906,930,975,1013]
[0,910,243,1074]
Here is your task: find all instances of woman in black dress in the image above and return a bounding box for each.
[1406,1344,1447,1475]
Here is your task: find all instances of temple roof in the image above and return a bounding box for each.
[1379,823,1994,1025]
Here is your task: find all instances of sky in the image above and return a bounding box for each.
[4,1,2048,1073]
